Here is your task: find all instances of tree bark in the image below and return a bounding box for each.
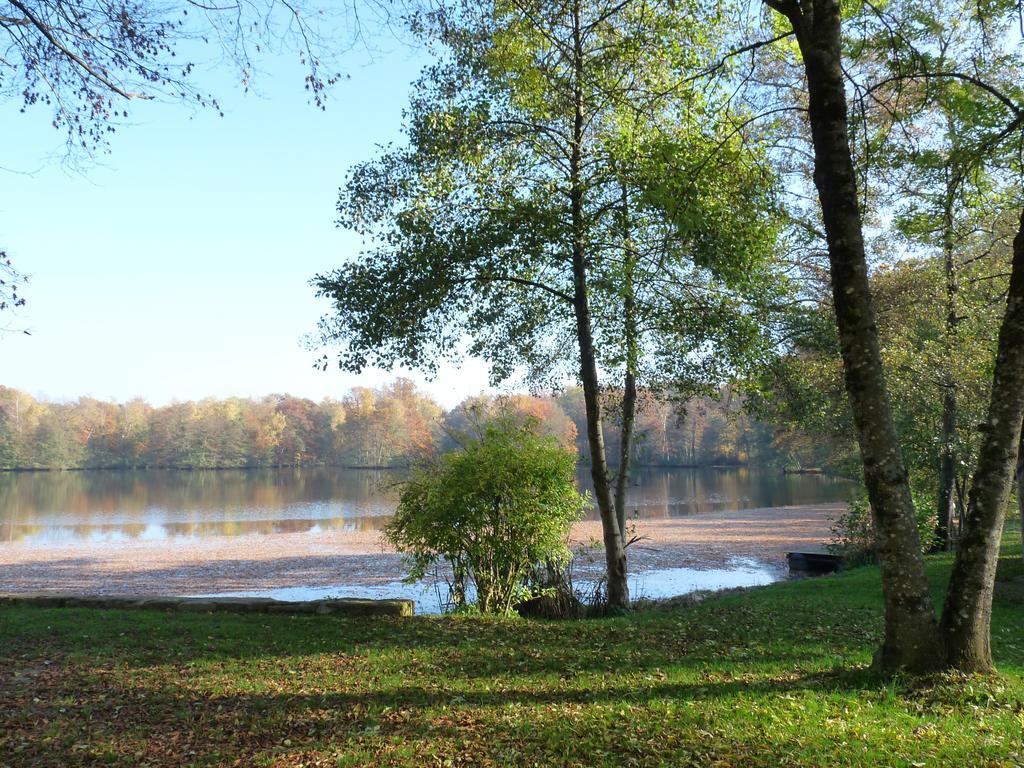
[774,0,943,670]
[937,183,959,550]
[1018,428,1024,560]
[572,260,630,609]
[938,391,958,547]
[940,205,1024,672]
[615,364,637,539]
[569,0,628,608]
[614,181,639,540]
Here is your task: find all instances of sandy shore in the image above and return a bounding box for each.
[0,503,843,596]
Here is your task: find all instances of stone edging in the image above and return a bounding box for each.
[0,593,414,617]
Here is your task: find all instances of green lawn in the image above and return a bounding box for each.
[3,546,1024,767]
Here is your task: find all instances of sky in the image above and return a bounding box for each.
[0,29,495,409]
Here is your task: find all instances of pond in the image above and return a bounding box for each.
[0,466,853,546]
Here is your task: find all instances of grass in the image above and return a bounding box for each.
[3,543,1024,766]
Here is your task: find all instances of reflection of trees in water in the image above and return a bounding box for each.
[1,512,393,544]
[0,467,852,543]
[0,468,400,542]
[580,467,853,520]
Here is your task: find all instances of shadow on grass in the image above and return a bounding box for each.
[0,593,883,681]
[0,661,889,762]
[7,656,1015,768]
[4,552,1024,766]
[3,549,1022,675]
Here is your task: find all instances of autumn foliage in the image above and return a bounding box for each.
[0,382,782,471]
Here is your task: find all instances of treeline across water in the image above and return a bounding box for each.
[0,379,782,470]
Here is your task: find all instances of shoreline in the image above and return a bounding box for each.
[0,503,845,597]
[0,463,836,474]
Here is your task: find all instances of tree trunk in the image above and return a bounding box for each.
[572,267,629,608]
[615,366,637,539]
[937,178,959,550]
[689,418,696,465]
[938,386,958,548]
[614,181,639,540]
[777,0,943,670]
[569,0,628,608]
[940,206,1024,672]
[1018,428,1024,560]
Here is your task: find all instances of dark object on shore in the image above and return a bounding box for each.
[783,467,825,475]
[787,551,842,575]
[0,593,414,617]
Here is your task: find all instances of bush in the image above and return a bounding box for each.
[516,560,588,620]
[830,486,938,566]
[385,416,586,615]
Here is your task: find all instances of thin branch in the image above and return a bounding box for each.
[456,274,575,305]
[7,0,152,100]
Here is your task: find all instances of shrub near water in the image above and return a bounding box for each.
[385,416,586,614]
[830,487,939,566]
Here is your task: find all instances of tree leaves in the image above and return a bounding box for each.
[385,414,584,614]
[315,0,787,401]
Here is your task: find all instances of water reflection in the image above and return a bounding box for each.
[0,468,399,544]
[580,466,852,519]
[196,557,780,614]
[0,466,853,545]
[628,557,778,599]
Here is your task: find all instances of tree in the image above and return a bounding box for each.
[315,0,782,607]
[116,398,152,465]
[385,416,585,614]
[443,395,577,452]
[272,395,319,466]
[874,255,1009,544]
[855,1,1024,550]
[859,0,1024,673]
[1,249,28,327]
[941,207,1024,671]
[757,0,1024,671]
[764,0,943,671]
[378,378,444,462]
[334,381,441,467]
[1018,431,1024,559]
[0,0,348,158]
[0,250,26,312]
[0,386,40,466]
[0,383,444,470]
[761,251,1011,503]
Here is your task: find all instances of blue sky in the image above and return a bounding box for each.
[0,37,493,408]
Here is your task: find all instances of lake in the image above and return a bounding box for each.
[0,466,854,546]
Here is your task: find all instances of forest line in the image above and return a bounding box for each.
[0,379,785,471]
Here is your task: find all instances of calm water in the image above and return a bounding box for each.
[0,466,853,546]
[199,557,779,615]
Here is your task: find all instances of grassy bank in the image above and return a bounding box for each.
[3,548,1024,767]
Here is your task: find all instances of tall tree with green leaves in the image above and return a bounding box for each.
[314,0,782,607]
[756,0,1024,670]
[856,0,1023,551]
